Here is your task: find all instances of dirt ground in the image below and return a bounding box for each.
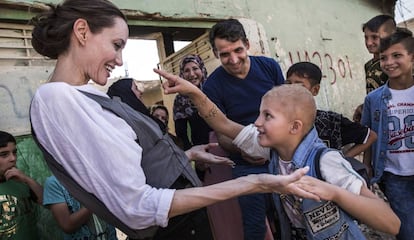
[361,223,396,240]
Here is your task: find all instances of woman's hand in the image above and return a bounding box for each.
[255,167,321,201]
[186,143,235,167]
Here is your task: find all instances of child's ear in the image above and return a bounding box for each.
[290,120,303,134]
[311,84,320,96]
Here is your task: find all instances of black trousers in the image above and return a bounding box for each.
[153,207,213,240]
[153,175,213,240]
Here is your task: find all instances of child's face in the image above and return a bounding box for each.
[353,106,363,123]
[0,142,17,178]
[364,28,381,54]
[286,73,319,96]
[380,43,414,81]
[364,26,391,55]
[152,108,168,125]
[254,97,292,148]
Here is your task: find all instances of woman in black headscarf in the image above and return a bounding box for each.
[107,78,168,133]
[107,78,149,115]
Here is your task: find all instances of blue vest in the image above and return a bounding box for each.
[269,128,366,240]
[361,83,391,184]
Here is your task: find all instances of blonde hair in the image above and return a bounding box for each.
[263,85,316,132]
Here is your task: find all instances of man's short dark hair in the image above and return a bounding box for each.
[286,62,322,86]
[208,19,248,51]
[0,131,16,148]
[362,14,396,32]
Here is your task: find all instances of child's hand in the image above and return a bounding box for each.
[4,167,28,182]
[153,68,199,95]
[296,175,337,201]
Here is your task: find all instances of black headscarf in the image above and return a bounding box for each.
[107,78,167,133]
[107,78,150,116]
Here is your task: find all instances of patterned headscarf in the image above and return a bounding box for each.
[178,54,208,83]
[174,54,208,120]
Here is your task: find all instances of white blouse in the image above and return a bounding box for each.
[31,82,175,229]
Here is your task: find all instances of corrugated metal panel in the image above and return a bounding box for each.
[160,32,218,75]
[0,22,54,135]
[0,23,53,66]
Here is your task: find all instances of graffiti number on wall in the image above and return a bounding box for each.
[289,51,353,85]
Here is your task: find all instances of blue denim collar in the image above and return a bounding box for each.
[380,81,392,100]
[291,127,325,168]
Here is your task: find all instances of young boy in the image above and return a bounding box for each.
[353,104,364,123]
[0,130,43,239]
[362,14,397,94]
[154,69,401,239]
[285,62,377,159]
[361,28,414,240]
[43,175,118,239]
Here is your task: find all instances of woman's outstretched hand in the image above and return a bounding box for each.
[256,167,321,201]
[186,143,235,167]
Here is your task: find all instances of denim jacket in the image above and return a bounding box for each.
[269,127,365,240]
[361,84,390,184]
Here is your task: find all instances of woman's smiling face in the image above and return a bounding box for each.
[84,17,129,85]
[182,61,204,87]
